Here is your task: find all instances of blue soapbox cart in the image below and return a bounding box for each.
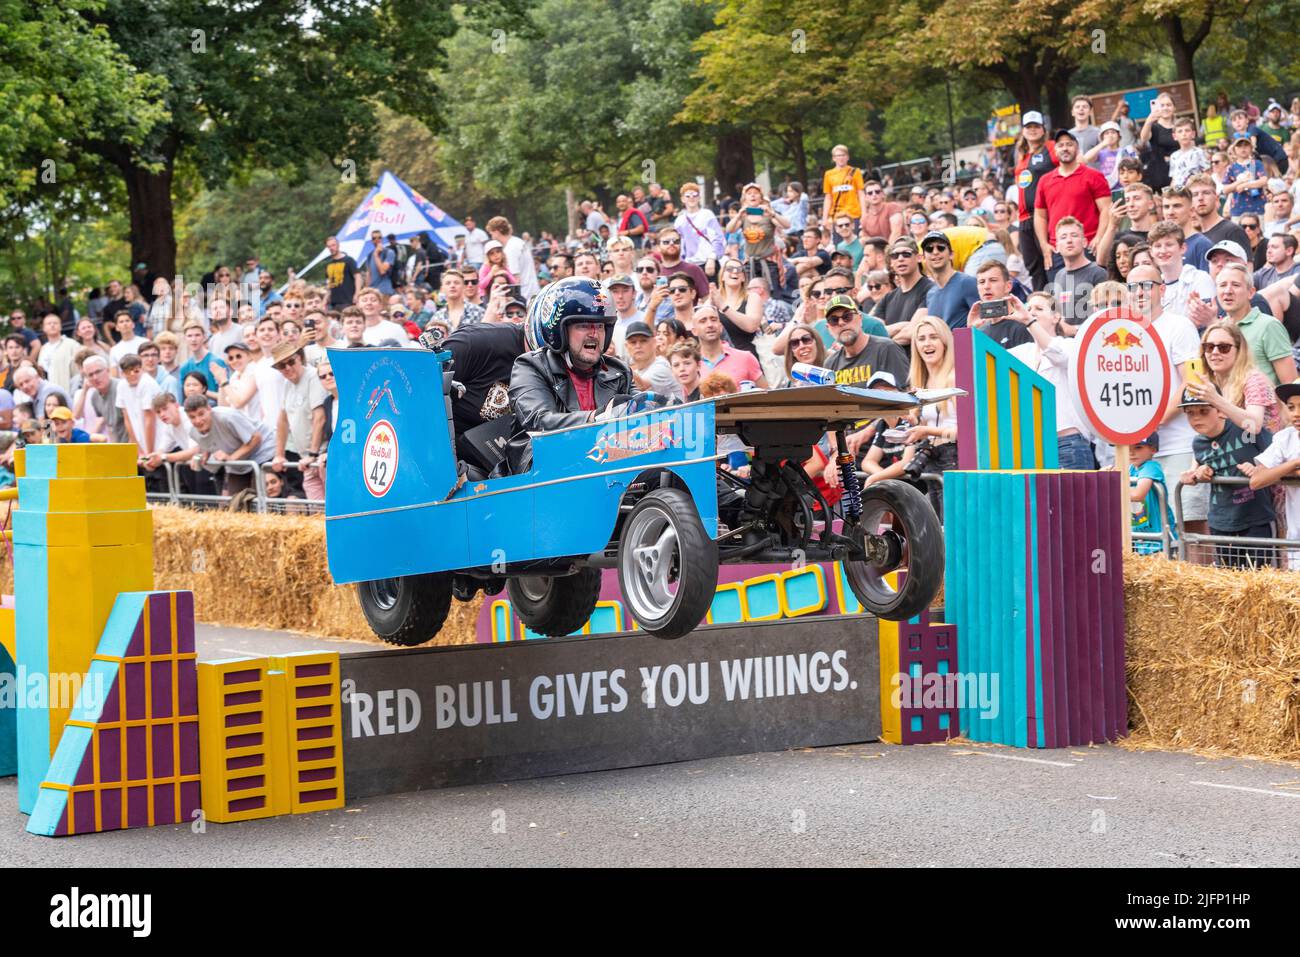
[324,346,950,643]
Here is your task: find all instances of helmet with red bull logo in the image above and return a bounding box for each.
[525,276,616,354]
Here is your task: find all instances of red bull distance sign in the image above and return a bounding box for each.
[1071,307,1171,445]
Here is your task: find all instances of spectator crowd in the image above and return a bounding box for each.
[3,90,1299,564]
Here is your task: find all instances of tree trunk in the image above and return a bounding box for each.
[121,161,177,280]
[789,124,808,189]
[1160,11,1213,85]
[714,128,755,201]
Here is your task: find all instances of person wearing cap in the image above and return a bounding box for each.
[269,341,326,499]
[1082,121,1129,186]
[1033,127,1112,273]
[622,320,682,401]
[875,238,934,345]
[1179,381,1277,568]
[1214,263,1297,386]
[1228,107,1288,175]
[915,230,979,332]
[603,274,642,358]
[214,340,264,424]
[1127,432,1177,555]
[1246,382,1300,569]
[1259,101,1287,145]
[477,240,517,297]
[1224,133,1268,219]
[725,184,789,293]
[48,405,90,444]
[821,292,910,395]
[1011,110,1057,288]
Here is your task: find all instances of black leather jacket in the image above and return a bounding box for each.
[506,348,632,472]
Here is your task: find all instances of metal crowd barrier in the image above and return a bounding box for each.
[1171,475,1300,569]
[143,458,325,515]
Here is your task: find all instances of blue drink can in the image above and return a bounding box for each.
[790,362,836,386]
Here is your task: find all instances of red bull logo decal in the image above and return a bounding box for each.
[366,192,402,211]
[362,420,398,498]
[587,421,678,463]
[1096,325,1150,372]
[1101,326,1144,351]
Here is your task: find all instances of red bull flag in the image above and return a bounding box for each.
[291,170,468,282]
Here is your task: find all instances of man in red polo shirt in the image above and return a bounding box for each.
[1033,127,1112,275]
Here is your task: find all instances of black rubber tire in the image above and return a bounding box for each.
[357,573,453,647]
[617,488,719,640]
[844,479,944,621]
[507,568,602,637]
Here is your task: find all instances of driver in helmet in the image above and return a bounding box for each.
[507,276,633,471]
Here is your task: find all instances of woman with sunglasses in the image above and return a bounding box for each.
[1187,320,1281,435]
[710,256,763,357]
[861,270,893,311]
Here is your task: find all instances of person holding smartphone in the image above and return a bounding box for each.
[725,183,789,291]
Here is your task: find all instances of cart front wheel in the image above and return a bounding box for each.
[617,488,718,639]
[844,480,944,621]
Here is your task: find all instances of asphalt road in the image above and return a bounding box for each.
[4,625,1298,867]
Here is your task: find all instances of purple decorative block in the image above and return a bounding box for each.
[151,724,174,778]
[176,593,195,654]
[179,722,199,776]
[98,727,121,784]
[125,618,146,658]
[178,665,198,717]
[153,785,175,826]
[124,662,146,720]
[149,595,173,655]
[126,786,148,828]
[99,672,121,723]
[100,787,122,830]
[180,780,201,819]
[126,726,147,782]
[150,660,173,719]
[897,609,961,745]
[72,790,95,831]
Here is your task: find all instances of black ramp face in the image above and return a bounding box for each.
[340,615,881,798]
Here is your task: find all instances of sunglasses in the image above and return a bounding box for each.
[865,189,882,196]
[505,309,527,318]
[867,283,884,291]
[825,313,855,326]
[909,217,928,226]
[788,335,816,347]
[668,285,691,294]
[809,290,830,299]
[823,286,851,296]
[660,238,681,246]
[681,191,699,198]
[1127,280,1157,292]
[1242,222,1260,230]
[319,371,335,380]
[836,222,854,230]
[273,359,297,371]
[285,301,302,308]
[921,245,949,254]
[1203,341,1236,354]
[636,266,658,273]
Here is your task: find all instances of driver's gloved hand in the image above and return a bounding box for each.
[592,398,624,423]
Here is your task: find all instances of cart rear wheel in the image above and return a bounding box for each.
[357,573,453,646]
[844,480,943,621]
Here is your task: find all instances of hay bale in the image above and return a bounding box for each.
[149,506,482,646]
[1123,554,1300,760]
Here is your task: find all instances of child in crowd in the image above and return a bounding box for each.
[861,371,921,488]
[1168,117,1210,188]
[1128,433,1176,554]
[1245,382,1300,569]
[1180,384,1275,568]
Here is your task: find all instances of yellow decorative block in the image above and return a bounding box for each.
[198,658,290,823]
[17,477,146,513]
[12,509,153,548]
[270,652,344,814]
[21,443,140,479]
